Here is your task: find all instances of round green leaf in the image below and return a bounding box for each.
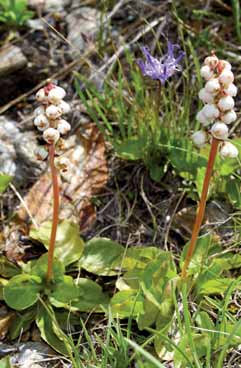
[30,220,84,266]
[79,237,124,276]
[31,254,65,282]
[71,278,109,312]
[110,290,144,318]
[49,275,79,308]
[4,274,42,310]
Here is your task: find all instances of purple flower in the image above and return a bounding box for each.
[137,41,185,84]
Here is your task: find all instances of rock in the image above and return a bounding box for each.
[26,19,45,31]
[28,0,70,12]
[0,45,27,78]
[10,342,53,368]
[67,7,101,51]
[0,116,46,184]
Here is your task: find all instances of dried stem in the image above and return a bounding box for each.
[181,137,220,279]
[47,144,60,282]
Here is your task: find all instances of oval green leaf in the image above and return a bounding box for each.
[4,274,42,310]
[30,220,84,266]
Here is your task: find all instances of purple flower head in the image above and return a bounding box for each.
[137,41,185,84]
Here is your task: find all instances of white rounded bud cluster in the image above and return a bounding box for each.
[220,142,238,159]
[191,131,207,148]
[34,83,72,165]
[195,55,238,158]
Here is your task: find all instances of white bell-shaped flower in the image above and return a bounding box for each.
[192,130,207,147]
[57,119,71,135]
[200,65,213,80]
[204,55,218,68]
[218,96,235,111]
[43,128,60,144]
[196,110,211,126]
[34,114,49,131]
[211,122,229,140]
[202,104,220,119]
[57,100,71,114]
[48,86,66,104]
[46,105,62,120]
[224,83,237,97]
[221,110,237,125]
[36,88,47,103]
[205,78,220,94]
[198,88,214,104]
[219,70,234,87]
[220,142,238,158]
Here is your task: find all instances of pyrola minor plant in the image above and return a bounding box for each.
[182,54,239,278]
[34,83,71,281]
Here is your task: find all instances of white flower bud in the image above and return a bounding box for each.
[200,65,213,80]
[218,96,235,111]
[219,70,234,87]
[204,55,219,68]
[198,88,214,103]
[196,110,210,126]
[57,100,71,114]
[205,78,220,94]
[211,122,229,140]
[202,104,220,119]
[34,147,48,161]
[36,88,47,102]
[220,142,238,159]
[43,128,60,144]
[57,119,71,135]
[224,83,237,97]
[219,60,232,71]
[46,104,62,120]
[221,110,237,124]
[192,130,207,147]
[48,86,66,104]
[55,156,70,172]
[34,106,45,117]
[34,114,50,131]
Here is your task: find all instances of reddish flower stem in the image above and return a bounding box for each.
[181,137,220,279]
[47,144,60,282]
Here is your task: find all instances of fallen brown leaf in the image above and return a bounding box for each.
[17,124,108,231]
[0,312,15,340]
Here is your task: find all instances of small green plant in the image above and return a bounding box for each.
[0,0,33,27]
[75,42,186,182]
[1,221,109,356]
